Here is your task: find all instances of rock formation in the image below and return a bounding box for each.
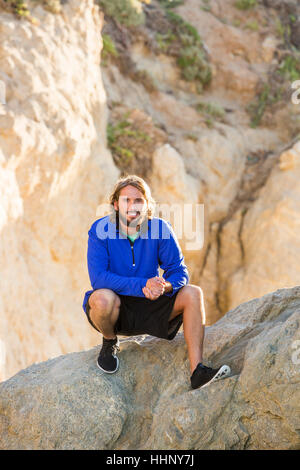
[0,0,119,381]
[221,141,300,312]
[0,286,299,450]
[0,0,300,384]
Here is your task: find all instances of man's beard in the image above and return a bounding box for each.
[118,210,145,229]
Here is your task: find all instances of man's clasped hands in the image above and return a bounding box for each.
[142,276,166,300]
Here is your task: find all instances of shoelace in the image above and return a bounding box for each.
[112,344,120,355]
[102,340,120,356]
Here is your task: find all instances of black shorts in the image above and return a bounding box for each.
[85,289,183,341]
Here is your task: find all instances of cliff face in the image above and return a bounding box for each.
[0,0,119,381]
[99,0,300,323]
[220,141,300,311]
[0,286,299,450]
[0,0,300,383]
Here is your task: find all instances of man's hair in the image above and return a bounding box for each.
[109,174,156,219]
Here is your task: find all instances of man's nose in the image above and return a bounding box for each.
[127,202,137,211]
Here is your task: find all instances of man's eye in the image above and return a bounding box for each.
[120,197,144,203]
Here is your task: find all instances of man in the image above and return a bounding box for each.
[82,175,230,390]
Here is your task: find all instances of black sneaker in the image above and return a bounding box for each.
[97,337,120,373]
[190,363,231,390]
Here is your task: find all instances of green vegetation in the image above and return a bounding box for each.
[246,22,300,128]
[106,109,159,175]
[277,55,300,82]
[11,0,30,17]
[245,20,259,31]
[184,133,198,141]
[275,18,284,39]
[195,101,225,127]
[234,0,257,10]
[97,0,145,27]
[232,18,242,28]
[1,0,61,18]
[157,0,184,9]
[244,0,300,128]
[102,34,118,65]
[274,17,294,44]
[107,121,134,165]
[156,10,212,91]
[196,101,225,120]
[1,0,30,17]
[247,83,283,128]
[107,114,151,166]
[97,0,211,92]
[247,84,270,128]
[200,0,211,12]
[132,69,157,92]
[40,0,61,13]
[155,31,177,53]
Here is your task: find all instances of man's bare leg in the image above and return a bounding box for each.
[147,283,230,388]
[88,288,121,339]
[168,285,206,374]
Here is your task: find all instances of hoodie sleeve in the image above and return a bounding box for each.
[87,226,148,297]
[158,220,189,297]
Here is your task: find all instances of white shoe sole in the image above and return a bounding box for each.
[200,365,231,389]
[97,356,119,374]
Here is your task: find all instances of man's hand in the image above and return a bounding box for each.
[142,286,161,300]
[146,276,165,294]
[143,276,166,300]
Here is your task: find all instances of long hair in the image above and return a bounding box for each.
[109,174,156,219]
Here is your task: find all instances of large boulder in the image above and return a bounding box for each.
[0,286,299,450]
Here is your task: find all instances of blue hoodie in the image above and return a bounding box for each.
[82,213,189,312]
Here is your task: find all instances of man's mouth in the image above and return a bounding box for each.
[127,211,140,217]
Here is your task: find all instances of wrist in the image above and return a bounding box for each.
[164,282,173,294]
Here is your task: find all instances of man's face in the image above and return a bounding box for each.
[114,185,148,228]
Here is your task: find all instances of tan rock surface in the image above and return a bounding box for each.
[217,209,244,313]
[0,0,119,381]
[1,0,299,385]
[226,141,300,311]
[0,286,299,450]
[196,222,220,325]
[176,0,265,102]
[150,143,205,290]
[99,0,284,327]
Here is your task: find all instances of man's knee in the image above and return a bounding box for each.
[89,289,120,316]
[182,284,203,304]
[182,285,206,324]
